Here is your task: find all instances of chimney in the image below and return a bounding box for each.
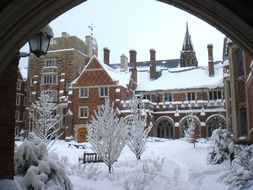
[150,49,156,80]
[207,44,214,77]
[103,47,110,65]
[120,54,128,72]
[129,49,137,92]
[129,49,137,69]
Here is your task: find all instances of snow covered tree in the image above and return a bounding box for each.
[184,113,198,148]
[126,96,152,160]
[207,127,234,165]
[88,101,127,174]
[14,132,73,190]
[31,92,63,149]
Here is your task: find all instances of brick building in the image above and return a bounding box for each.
[223,37,253,144]
[26,32,98,132]
[15,67,27,138]
[67,24,225,142]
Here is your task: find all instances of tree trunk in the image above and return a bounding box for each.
[137,153,141,160]
[109,165,112,174]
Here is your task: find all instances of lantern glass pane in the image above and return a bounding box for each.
[28,35,41,52]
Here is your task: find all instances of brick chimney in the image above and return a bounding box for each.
[207,44,214,77]
[120,54,128,72]
[150,49,156,80]
[103,47,110,65]
[129,49,137,92]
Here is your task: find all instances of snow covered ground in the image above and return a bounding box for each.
[33,137,230,190]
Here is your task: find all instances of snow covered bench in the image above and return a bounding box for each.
[79,153,103,163]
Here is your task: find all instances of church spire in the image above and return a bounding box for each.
[180,22,198,67]
[182,22,194,51]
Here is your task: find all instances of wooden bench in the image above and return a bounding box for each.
[68,143,86,149]
[79,152,103,163]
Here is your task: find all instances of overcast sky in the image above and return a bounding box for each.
[21,0,225,67]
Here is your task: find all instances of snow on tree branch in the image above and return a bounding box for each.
[88,101,127,173]
[31,92,63,150]
[126,96,152,160]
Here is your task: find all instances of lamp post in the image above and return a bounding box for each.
[19,25,53,57]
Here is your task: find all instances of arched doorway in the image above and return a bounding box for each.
[179,115,201,138]
[206,114,226,137]
[155,116,174,139]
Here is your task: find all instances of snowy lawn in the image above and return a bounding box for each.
[33,137,230,190]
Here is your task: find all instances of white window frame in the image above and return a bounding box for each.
[79,87,89,98]
[44,59,56,67]
[42,90,58,101]
[100,87,109,97]
[16,94,21,105]
[164,92,173,102]
[79,106,88,119]
[16,79,22,90]
[187,92,196,101]
[42,74,57,84]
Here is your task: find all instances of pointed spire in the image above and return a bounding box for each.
[182,22,194,51]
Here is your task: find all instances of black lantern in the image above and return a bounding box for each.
[28,25,53,57]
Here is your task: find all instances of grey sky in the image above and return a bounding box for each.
[21,0,225,66]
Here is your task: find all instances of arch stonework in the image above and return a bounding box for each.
[206,114,226,137]
[155,116,175,139]
[179,115,201,137]
[1,0,253,180]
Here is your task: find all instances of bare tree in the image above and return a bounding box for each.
[88,101,127,174]
[31,92,62,149]
[126,96,152,160]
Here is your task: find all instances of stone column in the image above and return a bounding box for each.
[0,56,19,179]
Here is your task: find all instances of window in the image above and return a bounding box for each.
[187,92,196,101]
[164,93,172,102]
[15,111,20,121]
[79,107,88,118]
[44,59,56,67]
[143,94,150,100]
[209,90,222,100]
[16,95,21,105]
[16,80,22,90]
[80,87,89,98]
[100,87,108,97]
[42,74,57,84]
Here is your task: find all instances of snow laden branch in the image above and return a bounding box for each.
[31,92,63,150]
[184,113,198,148]
[207,127,234,165]
[14,132,73,190]
[88,101,127,174]
[126,96,152,160]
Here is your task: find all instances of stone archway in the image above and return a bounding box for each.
[155,116,175,139]
[206,114,226,137]
[179,115,201,138]
[1,0,253,180]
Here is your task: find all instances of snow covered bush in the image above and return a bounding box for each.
[14,132,73,190]
[184,113,198,148]
[123,158,164,190]
[126,96,152,160]
[220,145,253,190]
[31,92,63,150]
[88,101,127,173]
[207,127,234,165]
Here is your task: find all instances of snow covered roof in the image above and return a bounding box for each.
[72,56,131,88]
[136,63,224,91]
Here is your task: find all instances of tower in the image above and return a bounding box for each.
[180,22,198,67]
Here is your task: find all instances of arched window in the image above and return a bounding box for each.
[155,117,174,139]
[179,115,201,137]
[206,114,226,137]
